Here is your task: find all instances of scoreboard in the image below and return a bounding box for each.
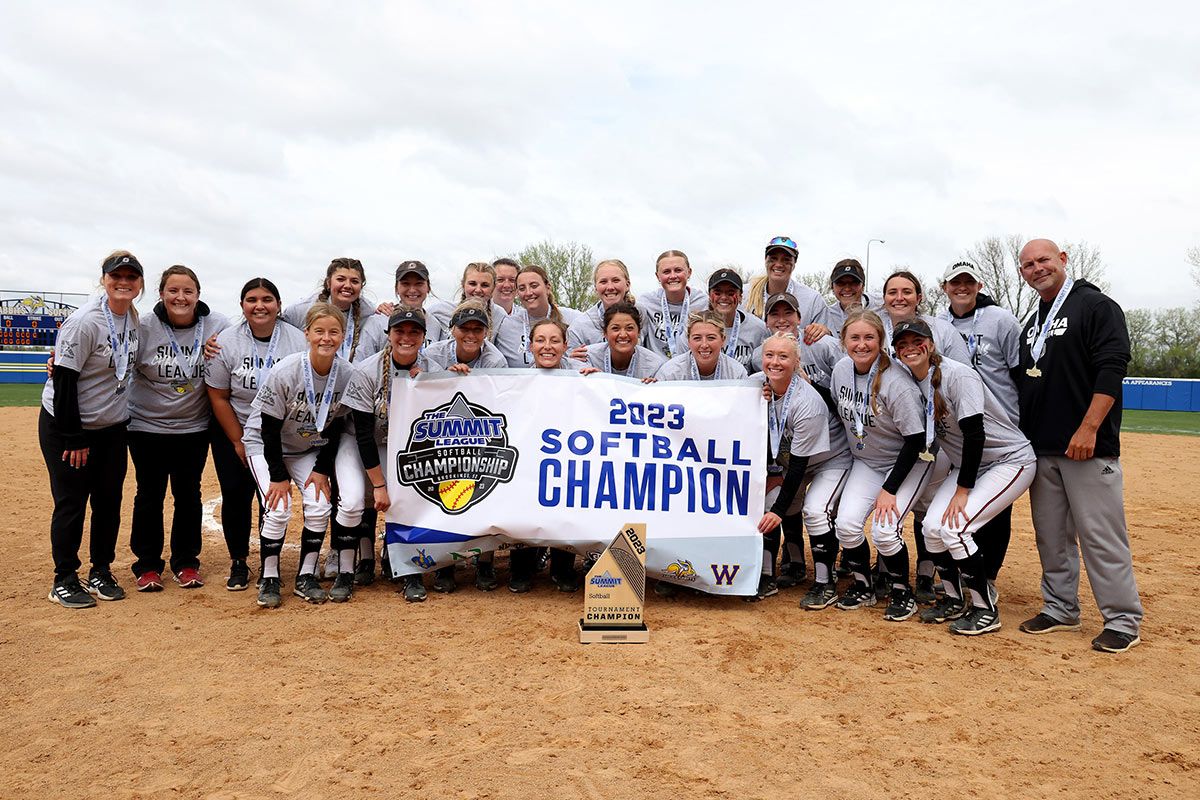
[1,313,62,347]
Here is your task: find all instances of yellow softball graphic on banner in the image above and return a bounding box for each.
[438,479,476,511]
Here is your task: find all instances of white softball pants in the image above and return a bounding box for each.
[247,451,331,541]
[333,432,386,528]
[835,456,936,557]
[920,459,1036,560]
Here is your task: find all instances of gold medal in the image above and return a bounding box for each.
[1026,366,1042,378]
[918,450,935,462]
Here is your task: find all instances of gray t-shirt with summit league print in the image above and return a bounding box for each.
[204,319,308,425]
[129,309,230,434]
[939,304,1022,423]
[721,310,768,371]
[636,288,711,359]
[341,348,428,448]
[830,356,925,474]
[654,352,748,381]
[41,301,140,430]
[584,342,666,379]
[241,351,353,457]
[422,338,508,371]
[495,306,583,367]
[929,357,1034,470]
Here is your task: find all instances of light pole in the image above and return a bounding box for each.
[865,238,885,286]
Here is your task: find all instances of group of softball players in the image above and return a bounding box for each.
[41,236,1037,636]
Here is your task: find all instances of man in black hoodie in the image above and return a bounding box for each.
[1015,238,1143,653]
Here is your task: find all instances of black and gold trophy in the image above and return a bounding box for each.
[578,523,650,644]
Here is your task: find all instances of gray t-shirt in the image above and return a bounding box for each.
[636,287,711,359]
[881,313,972,365]
[128,308,230,434]
[281,293,379,363]
[41,301,140,429]
[567,302,608,349]
[204,319,308,425]
[427,298,506,344]
[341,348,428,448]
[495,306,582,367]
[584,342,666,379]
[830,356,925,473]
[825,293,878,336]
[241,351,353,457]
[422,338,508,371]
[721,310,768,370]
[654,352,749,381]
[749,334,842,390]
[742,278,832,328]
[929,358,1035,470]
[939,304,1022,423]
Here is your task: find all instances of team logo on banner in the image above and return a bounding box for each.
[396,392,519,514]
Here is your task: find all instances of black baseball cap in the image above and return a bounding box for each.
[890,317,933,345]
[450,305,489,328]
[765,292,800,315]
[764,236,799,258]
[830,261,865,285]
[708,269,743,291]
[388,307,427,332]
[101,253,144,277]
[395,260,429,282]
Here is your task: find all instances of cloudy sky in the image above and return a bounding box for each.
[1,1,1197,318]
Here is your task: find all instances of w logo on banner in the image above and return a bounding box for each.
[710,564,741,585]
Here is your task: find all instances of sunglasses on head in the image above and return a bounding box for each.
[768,237,797,249]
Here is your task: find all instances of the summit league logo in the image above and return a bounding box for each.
[396,392,518,514]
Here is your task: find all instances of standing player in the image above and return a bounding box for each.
[427,262,508,336]
[638,250,710,360]
[749,293,842,391]
[825,259,877,334]
[127,265,230,591]
[889,319,1036,634]
[706,269,767,371]
[206,278,307,590]
[496,265,581,367]
[242,303,352,607]
[374,260,446,350]
[567,259,639,352]
[828,310,935,620]
[1015,238,1142,653]
[580,302,666,381]
[42,251,143,608]
[742,236,832,332]
[282,257,382,365]
[492,258,520,317]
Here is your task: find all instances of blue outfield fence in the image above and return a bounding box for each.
[1122,378,1200,412]
[0,350,50,384]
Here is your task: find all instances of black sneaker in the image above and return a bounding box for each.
[919,595,967,624]
[475,561,499,591]
[329,572,354,602]
[227,560,251,592]
[653,580,678,598]
[776,561,806,589]
[551,569,580,593]
[800,581,837,610]
[883,587,917,621]
[432,566,456,594]
[293,573,328,604]
[86,569,126,601]
[1091,628,1140,653]
[835,582,877,610]
[745,575,778,602]
[257,576,282,608]
[536,548,551,573]
[950,606,1001,636]
[1018,613,1081,635]
[48,575,96,609]
[914,574,937,605]
[353,559,376,587]
[402,574,427,603]
[508,575,533,594]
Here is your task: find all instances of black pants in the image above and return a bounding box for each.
[39,409,129,580]
[128,428,210,576]
[209,422,260,561]
[978,505,1013,581]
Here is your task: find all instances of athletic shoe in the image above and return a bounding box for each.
[1018,613,1081,635]
[475,561,499,592]
[174,567,204,588]
[800,581,838,610]
[136,571,164,592]
[551,569,580,593]
[353,559,376,587]
[226,560,251,592]
[745,575,778,602]
[402,574,427,603]
[432,566,456,594]
[257,576,282,608]
[329,572,354,603]
[1091,628,1140,653]
[919,595,967,624]
[322,550,338,580]
[835,582,877,611]
[536,548,551,573]
[914,574,937,605]
[86,569,126,601]
[48,575,96,609]
[776,561,806,589]
[293,573,328,604]
[653,580,678,598]
[950,606,1001,636]
[883,587,917,621]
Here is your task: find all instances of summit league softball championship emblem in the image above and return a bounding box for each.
[396,392,519,514]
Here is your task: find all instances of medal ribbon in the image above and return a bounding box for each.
[659,290,690,358]
[852,360,879,442]
[101,299,131,382]
[249,321,282,388]
[768,375,799,460]
[1030,277,1074,367]
[301,353,340,433]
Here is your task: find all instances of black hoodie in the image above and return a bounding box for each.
[1017,280,1129,458]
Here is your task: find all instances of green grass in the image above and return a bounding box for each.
[0,383,45,407]
[1121,409,1200,437]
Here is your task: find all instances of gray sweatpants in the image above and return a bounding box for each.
[1029,455,1143,636]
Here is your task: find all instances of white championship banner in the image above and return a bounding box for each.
[383,370,766,595]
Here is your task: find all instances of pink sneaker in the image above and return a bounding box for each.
[174,567,204,588]
[136,571,164,592]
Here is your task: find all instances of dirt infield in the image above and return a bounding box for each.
[3,406,1197,799]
